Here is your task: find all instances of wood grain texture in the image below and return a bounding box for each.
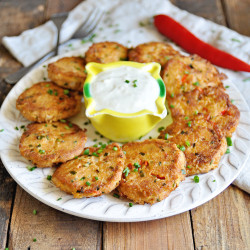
[0,167,16,250]
[45,0,83,19]
[103,212,194,250]
[0,1,47,248]
[8,186,101,250]
[222,0,250,36]
[191,185,250,250]
[170,0,226,25]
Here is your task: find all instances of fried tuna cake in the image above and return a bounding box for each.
[162,54,225,97]
[19,122,87,168]
[128,42,179,67]
[52,143,125,198]
[48,57,86,91]
[168,86,240,137]
[16,82,82,123]
[85,42,128,64]
[158,116,227,176]
[118,139,186,205]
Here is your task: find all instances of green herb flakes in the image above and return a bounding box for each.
[193,175,199,183]
[83,149,90,155]
[123,167,130,177]
[27,166,37,171]
[226,137,233,146]
[164,133,169,140]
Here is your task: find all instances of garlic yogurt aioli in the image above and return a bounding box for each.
[90,66,160,114]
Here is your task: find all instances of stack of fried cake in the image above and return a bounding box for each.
[16,41,239,205]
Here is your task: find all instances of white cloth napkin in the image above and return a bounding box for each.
[2,0,250,193]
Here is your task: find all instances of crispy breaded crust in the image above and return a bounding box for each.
[162,54,225,97]
[158,116,227,176]
[16,82,82,123]
[85,42,128,64]
[48,57,86,91]
[52,143,125,198]
[118,139,186,205]
[128,41,179,66]
[19,122,87,168]
[168,86,240,137]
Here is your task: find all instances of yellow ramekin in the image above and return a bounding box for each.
[83,61,167,142]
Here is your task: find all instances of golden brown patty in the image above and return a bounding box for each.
[16,82,82,123]
[19,122,87,168]
[47,57,86,91]
[52,143,125,198]
[85,42,128,64]
[117,139,186,205]
[162,54,225,97]
[158,116,227,176]
[168,86,240,137]
[128,41,179,67]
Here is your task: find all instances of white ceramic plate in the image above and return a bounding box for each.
[1,48,250,222]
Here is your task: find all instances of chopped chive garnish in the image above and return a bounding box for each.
[184,116,189,120]
[186,165,191,169]
[170,93,174,98]
[123,167,130,177]
[39,149,45,154]
[193,81,199,86]
[83,149,90,155]
[97,149,103,154]
[33,209,37,215]
[133,83,137,87]
[33,238,37,242]
[92,152,99,157]
[134,162,141,168]
[57,197,62,201]
[113,193,120,198]
[178,145,185,151]
[27,166,37,171]
[185,141,190,147]
[164,133,169,140]
[225,148,230,154]
[129,202,133,207]
[170,104,175,108]
[226,137,233,146]
[133,80,137,83]
[64,89,70,95]
[47,175,52,180]
[47,89,53,95]
[187,121,192,127]
[193,175,199,183]
[158,126,165,132]
[0,129,4,132]
[194,110,198,115]
[15,127,19,130]
[86,181,91,186]
[113,146,118,151]
[95,176,99,180]
[125,80,130,83]
[225,85,230,88]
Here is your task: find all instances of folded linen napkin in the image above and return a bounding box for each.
[2,0,250,193]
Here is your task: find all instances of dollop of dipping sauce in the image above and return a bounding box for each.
[90,66,160,114]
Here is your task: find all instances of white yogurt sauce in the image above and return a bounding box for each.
[90,66,160,114]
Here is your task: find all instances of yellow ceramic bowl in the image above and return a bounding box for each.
[83,61,167,142]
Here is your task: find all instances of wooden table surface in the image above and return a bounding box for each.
[0,0,249,249]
